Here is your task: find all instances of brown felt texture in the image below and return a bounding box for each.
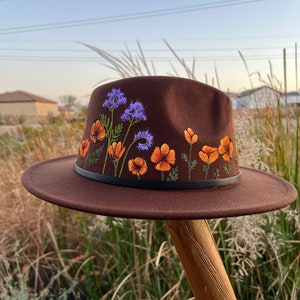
[76,76,239,182]
[21,76,297,219]
[22,155,297,219]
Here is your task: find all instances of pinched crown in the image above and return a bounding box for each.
[75,77,240,189]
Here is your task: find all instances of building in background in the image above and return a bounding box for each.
[0,91,58,124]
[231,86,300,110]
[283,91,300,108]
[232,86,281,110]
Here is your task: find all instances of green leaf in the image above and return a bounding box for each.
[190,159,198,170]
[111,123,123,143]
[100,114,110,129]
[181,153,188,163]
[85,146,104,168]
[167,166,178,181]
[213,167,220,179]
[223,163,231,175]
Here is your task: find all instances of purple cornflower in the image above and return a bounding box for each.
[134,130,153,151]
[121,101,147,122]
[103,88,127,111]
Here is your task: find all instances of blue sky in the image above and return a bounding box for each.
[0,0,299,103]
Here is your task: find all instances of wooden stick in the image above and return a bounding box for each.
[165,219,236,300]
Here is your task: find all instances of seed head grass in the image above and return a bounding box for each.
[0,43,299,299]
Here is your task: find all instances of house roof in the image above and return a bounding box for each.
[238,86,279,98]
[287,91,300,97]
[0,91,57,104]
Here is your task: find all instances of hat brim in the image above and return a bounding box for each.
[21,155,297,220]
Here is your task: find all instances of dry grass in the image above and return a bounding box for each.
[0,43,299,299]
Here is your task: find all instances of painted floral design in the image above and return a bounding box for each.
[79,88,154,178]
[108,141,126,176]
[218,135,234,175]
[90,120,105,143]
[117,127,153,177]
[79,139,90,158]
[78,87,236,183]
[121,101,147,123]
[184,128,198,145]
[101,89,127,173]
[199,146,219,179]
[151,143,175,180]
[134,130,153,151]
[120,100,147,151]
[151,144,175,171]
[199,146,219,164]
[108,141,126,161]
[182,128,198,180]
[218,136,233,161]
[128,157,148,179]
[118,130,153,176]
[103,88,127,111]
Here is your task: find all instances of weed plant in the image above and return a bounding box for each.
[0,43,299,299]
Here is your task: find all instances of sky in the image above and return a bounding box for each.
[0,0,299,104]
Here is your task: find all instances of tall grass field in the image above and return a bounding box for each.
[0,45,299,299]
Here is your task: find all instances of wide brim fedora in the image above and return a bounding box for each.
[22,155,297,219]
[21,76,297,219]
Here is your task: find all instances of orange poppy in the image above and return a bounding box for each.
[218,136,234,161]
[184,128,198,144]
[79,139,90,157]
[90,120,106,143]
[128,157,148,176]
[108,141,126,161]
[198,146,219,164]
[151,143,175,171]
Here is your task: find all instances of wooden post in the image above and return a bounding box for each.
[165,219,236,300]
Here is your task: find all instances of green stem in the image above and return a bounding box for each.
[188,143,192,181]
[113,160,118,176]
[102,148,109,174]
[117,120,140,176]
[122,120,134,146]
[205,163,210,180]
[102,109,114,174]
[118,136,146,177]
[118,138,137,177]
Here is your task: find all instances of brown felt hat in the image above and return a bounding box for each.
[22,76,297,219]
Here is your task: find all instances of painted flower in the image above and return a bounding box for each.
[108,141,126,161]
[151,143,175,171]
[198,146,219,164]
[218,136,234,161]
[134,130,153,151]
[128,157,148,177]
[184,128,198,144]
[183,128,198,180]
[121,101,147,122]
[103,88,127,111]
[90,120,106,143]
[79,139,90,157]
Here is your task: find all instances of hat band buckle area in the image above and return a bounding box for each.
[74,162,241,190]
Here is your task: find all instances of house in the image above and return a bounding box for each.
[281,91,300,107]
[0,90,58,124]
[233,86,281,110]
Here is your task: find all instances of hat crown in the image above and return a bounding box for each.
[75,76,240,188]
